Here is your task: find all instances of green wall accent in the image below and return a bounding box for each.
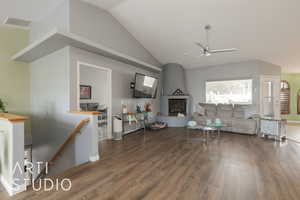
[281,73,300,121]
[0,26,30,134]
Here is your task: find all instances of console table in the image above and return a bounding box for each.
[121,112,147,135]
[260,117,287,141]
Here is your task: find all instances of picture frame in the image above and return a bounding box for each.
[80,85,92,99]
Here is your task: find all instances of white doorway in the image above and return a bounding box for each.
[77,61,112,140]
[260,75,281,119]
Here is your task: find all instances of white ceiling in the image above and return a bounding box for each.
[0,0,65,23]
[1,0,300,72]
[83,0,127,10]
[107,0,300,72]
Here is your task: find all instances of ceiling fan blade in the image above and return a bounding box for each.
[210,48,238,53]
[195,42,207,50]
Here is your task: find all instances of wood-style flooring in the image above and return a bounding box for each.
[2,128,300,200]
[286,123,300,143]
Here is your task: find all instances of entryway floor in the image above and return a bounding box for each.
[287,123,300,143]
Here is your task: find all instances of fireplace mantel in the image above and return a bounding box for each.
[166,95,189,99]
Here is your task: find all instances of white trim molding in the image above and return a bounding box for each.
[77,61,113,140]
[89,155,100,162]
[0,176,26,196]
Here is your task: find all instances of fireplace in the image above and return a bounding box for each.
[168,99,187,116]
[158,63,191,127]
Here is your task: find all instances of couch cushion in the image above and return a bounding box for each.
[192,112,208,124]
[199,103,216,111]
[233,111,244,119]
[199,103,217,118]
[217,104,233,118]
[217,104,233,111]
[217,118,232,127]
[195,104,206,116]
[234,104,248,111]
[232,118,256,134]
[217,110,233,119]
[233,104,247,119]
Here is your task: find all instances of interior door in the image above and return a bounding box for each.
[260,76,281,119]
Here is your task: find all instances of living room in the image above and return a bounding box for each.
[1,0,300,199]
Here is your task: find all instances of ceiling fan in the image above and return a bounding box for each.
[195,25,237,56]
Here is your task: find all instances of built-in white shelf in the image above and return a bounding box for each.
[12,29,162,72]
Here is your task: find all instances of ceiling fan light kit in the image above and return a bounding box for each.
[195,24,238,56]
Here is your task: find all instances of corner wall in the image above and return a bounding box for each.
[69,0,160,67]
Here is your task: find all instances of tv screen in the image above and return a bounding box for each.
[133,73,159,98]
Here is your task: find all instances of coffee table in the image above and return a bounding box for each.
[199,123,230,138]
[186,125,217,143]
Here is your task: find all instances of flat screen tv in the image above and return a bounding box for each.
[133,73,159,98]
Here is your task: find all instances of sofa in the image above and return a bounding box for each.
[192,103,257,135]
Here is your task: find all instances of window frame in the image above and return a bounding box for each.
[280,80,290,115]
[205,78,253,105]
[297,89,300,115]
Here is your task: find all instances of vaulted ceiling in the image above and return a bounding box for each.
[0,0,65,22]
[107,0,300,73]
[2,0,300,72]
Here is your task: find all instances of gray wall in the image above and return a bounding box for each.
[29,0,70,43]
[162,63,188,95]
[30,47,77,177]
[80,65,108,106]
[69,0,160,67]
[69,47,161,116]
[186,60,281,113]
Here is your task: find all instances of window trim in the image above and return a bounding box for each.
[205,78,253,105]
[297,89,300,115]
[280,80,290,115]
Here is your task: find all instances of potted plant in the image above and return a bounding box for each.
[0,98,7,113]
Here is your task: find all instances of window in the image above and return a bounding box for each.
[143,76,155,88]
[206,79,252,104]
[280,80,290,114]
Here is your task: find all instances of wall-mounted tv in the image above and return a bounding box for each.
[133,73,159,99]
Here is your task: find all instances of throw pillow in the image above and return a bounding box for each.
[196,104,206,116]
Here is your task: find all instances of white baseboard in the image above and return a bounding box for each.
[0,176,26,196]
[89,155,100,162]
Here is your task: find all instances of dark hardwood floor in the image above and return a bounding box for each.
[2,128,300,200]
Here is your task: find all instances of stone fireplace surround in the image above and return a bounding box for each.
[157,63,191,127]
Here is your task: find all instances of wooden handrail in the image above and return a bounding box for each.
[35,118,90,181]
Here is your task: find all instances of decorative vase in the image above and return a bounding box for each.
[206,119,212,126]
[215,118,222,126]
[187,121,197,127]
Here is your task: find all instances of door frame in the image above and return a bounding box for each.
[77,61,113,139]
[259,75,281,119]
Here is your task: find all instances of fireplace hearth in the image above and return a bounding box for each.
[168,99,187,116]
